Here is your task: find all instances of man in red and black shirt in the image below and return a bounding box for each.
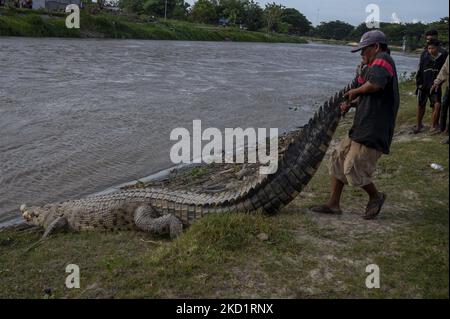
[312,30,399,220]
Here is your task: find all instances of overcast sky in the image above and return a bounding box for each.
[186,0,449,26]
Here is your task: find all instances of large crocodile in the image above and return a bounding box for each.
[20,82,354,239]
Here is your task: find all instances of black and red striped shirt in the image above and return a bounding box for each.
[349,52,400,154]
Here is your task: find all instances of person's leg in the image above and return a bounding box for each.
[443,96,450,144]
[361,183,382,202]
[415,105,426,133]
[430,90,443,131]
[311,138,350,215]
[326,176,345,210]
[415,89,427,133]
[345,141,384,219]
[362,183,386,220]
[311,176,345,214]
[431,102,441,131]
[447,101,450,133]
[440,87,449,133]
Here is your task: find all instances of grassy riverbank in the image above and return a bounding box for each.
[0,8,306,43]
[0,80,448,298]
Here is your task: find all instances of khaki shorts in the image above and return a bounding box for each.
[328,137,382,187]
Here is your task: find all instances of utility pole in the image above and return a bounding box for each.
[164,0,168,21]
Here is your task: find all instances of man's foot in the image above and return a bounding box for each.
[441,137,449,145]
[311,204,343,215]
[412,125,423,134]
[429,127,441,135]
[430,129,443,136]
[363,193,386,220]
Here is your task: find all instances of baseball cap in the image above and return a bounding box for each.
[351,30,388,53]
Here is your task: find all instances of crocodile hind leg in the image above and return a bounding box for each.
[134,205,183,239]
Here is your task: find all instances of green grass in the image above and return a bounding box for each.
[0,80,448,298]
[0,8,306,43]
[0,11,80,37]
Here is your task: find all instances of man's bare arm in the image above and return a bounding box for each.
[344,81,381,101]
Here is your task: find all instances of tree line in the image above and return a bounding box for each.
[24,0,441,49]
[105,0,312,35]
[320,17,449,49]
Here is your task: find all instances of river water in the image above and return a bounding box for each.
[0,38,418,226]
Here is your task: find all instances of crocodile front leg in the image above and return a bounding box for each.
[134,205,183,239]
[42,216,69,238]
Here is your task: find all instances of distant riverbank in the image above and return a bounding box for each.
[0,8,307,43]
[306,36,422,56]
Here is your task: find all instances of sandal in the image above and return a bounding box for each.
[364,193,386,220]
[311,205,343,215]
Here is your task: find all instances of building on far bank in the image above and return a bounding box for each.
[32,0,82,11]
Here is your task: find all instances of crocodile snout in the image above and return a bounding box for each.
[20,204,36,222]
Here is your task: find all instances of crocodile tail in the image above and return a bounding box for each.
[228,82,354,214]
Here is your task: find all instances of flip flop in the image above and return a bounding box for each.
[364,193,386,220]
[310,205,343,215]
